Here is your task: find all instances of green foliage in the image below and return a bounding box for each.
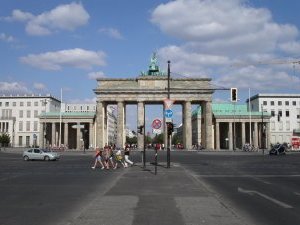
[126,136,137,145]
[172,133,181,145]
[0,133,11,147]
[152,133,164,144]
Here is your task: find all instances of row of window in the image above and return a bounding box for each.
[270,109,300,119]
[19,121,39,132]
[270,121,300,131]
[263,100,299,106]
[0,101,46,107]
[19,110,42,118]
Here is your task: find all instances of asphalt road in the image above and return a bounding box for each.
[1,150,300,225]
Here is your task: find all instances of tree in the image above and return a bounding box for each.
[172,133,181,145]
[0,133,11,147]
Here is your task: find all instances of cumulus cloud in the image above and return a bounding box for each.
[5,2,89,36]
[20,48,106,70]
[151,0,300,92]
[0,82,31,94]
[33,82,46,90]
[88,71,106,79]
[0,33,15,42]
[99,27,124,40]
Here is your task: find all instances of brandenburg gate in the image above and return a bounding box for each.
[94,54,215,150]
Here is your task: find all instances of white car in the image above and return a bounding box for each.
[23,148,60,161]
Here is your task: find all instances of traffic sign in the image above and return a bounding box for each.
[164,109,173,118]
[152,129,162,134]
[152,119,162,129]
[164,99,174,109]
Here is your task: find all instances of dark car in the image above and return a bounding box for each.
[269,144,286,155]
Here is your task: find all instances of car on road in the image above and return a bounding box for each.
[23,148,60,161]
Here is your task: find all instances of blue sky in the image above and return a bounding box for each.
[1,0,300,131]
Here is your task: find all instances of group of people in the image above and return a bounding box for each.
[91,144,134,170]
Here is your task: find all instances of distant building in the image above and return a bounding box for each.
[247,94,300,144]
[0,94,61,147]
[0,95,118,148]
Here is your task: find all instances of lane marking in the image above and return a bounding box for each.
[238,187,293,209]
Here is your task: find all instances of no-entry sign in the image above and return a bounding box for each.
[152,119,162,129]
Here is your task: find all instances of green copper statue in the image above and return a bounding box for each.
[141,52,166,76]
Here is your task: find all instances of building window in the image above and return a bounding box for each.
[297,109,300,119]
[271,101,274,106]
[278,101,282,106]
[26,136,30,147]
[13,102,16,106]
[19,121,23,131]
[34,101,38,106]
[34,110,38,118]
[26,121,30,131]
[286,121,290,131]
[34,121,38,131]
[0,102,2,106]
[278,110,282,117]
[271,121,275,130]
[20,102,24,106]
[271,110,275,117]
[285,101,289,106]
[286,110,290,117]
[18,136,23,146]
[279,121,283,130]
[5,102,9,107]
[27,110,31,118]
[27,102,31,107]
[293,101,296,106]
[263,101,267,105]
[19,110,23,118]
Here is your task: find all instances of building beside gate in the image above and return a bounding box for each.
[191,103,271,150]
[247,94,300,144]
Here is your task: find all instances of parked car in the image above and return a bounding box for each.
[23,148,60,161]
[269,144,286,155]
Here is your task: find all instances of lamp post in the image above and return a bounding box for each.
[41,99,48,149]
[261,104,265,154]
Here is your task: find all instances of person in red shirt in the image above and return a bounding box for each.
[91,147,105,170]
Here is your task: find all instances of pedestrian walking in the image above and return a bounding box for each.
[124,144,134,167]
[91,147,105,170]
[114,148,126,169]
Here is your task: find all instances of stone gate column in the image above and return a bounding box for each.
[39,122,44,148]
[51,122,55,147]
[76,122,81,150]
[137,101,145,150]
[229,122,233,150]
[117,101,125,149]
[96,101,106,148]
[215,122,220,150]
[183,101,192,150]
[242,122,246,147]
[89,122,94,148]
[254,122,258,148]
[204,101,213,149]
[64,122,68,148]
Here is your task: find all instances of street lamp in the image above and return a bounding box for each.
[261,104,267,154]
[41,99,49,149]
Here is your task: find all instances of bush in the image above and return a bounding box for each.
[0,133,11,147]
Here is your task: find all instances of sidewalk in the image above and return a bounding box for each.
[67,162,249,225]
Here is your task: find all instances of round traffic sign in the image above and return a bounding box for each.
[152,119,162,129]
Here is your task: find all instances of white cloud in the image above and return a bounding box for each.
[99,27,124,40]
[5,2,89,36]
[0,82,31,94]
[88,71,106,79]
[20,48,106,70]
[151,0,300,92]
[0,33,15,42]
[33,82,46,90]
